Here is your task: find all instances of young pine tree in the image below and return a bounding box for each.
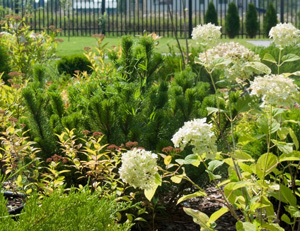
[246,3,259,38]
[263,2,278,37]
[225,2,240,38]
[205,1,218,26]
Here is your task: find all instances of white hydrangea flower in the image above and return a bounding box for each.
[197,42,261,81]
[250,74,299,107]
[191,23,222,47]
[171,118,217,159]
[119,148,158,190]
[269,23,300,47]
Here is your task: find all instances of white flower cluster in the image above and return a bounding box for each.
[269,23,300,47]
[250,74,299,107]
[197,42,261,81]
[171,118,217,158]
[191,23,222,47]
[119,148,158,190]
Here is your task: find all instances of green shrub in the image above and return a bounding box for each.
[225,2,240,38]
[205,1,218,26]
[57,54,92,76]
[246,3,259,38]
[0,43,10,83]
[263,2,278,37]
[0,188,133,231]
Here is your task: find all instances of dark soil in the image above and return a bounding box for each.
[153,187,239,231]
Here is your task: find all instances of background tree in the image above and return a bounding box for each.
[205,1,218,26]
[245,3,259,38]
[225,1,240,39]
[263,2,278,37]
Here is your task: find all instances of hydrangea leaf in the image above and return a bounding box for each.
[281,54,300,64]
[262,53,277,64]
[246,62,271,74]
[184,154,200,166]
[207,160,224,172]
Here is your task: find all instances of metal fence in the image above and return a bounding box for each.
[0,0,299,38]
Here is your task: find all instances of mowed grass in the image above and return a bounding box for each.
[56,36,270,57]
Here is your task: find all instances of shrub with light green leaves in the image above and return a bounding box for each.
[0,188,134,231]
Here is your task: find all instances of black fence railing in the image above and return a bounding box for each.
[0,0,299,38]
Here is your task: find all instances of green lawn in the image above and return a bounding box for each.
[56,36,270,57]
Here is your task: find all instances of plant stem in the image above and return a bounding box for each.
[167,2,185,70]
[181,0,189,65]
[260,106,273,225]
[277,47,283,74]
[198,156,240,221]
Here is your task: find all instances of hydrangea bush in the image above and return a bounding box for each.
[120,23,300,230]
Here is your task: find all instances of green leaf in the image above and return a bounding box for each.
[277,127,289,140]
[206,170,222,181]
[262,53,277,64]
[256,153,278,179]
[261,223,285,231]
[208,207,229,223]
[207,160,224,172]
[281,54,300,64]
[280,184,297,206]
[286,206,300,218]
[272,108,286,117]
[235,94,258,113]
[281,214,293,225]
[289,128,299,150]
[177,191,207,205]
[271,140,293,154]
[207,107,224,116]
[246,61,271,74]
[236,221,256,231]
[279,151,300,162]
[257,116,280,134]
[224,182,254,204]
[184,154,200,167]
[215,79,231,88]
[211,57,232,67]
[16,175,23,187]
[175,158,185,165]
[144,184,158,201]
[134,217,147,222]
[183,207,210,231]
[231,150,254,161]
